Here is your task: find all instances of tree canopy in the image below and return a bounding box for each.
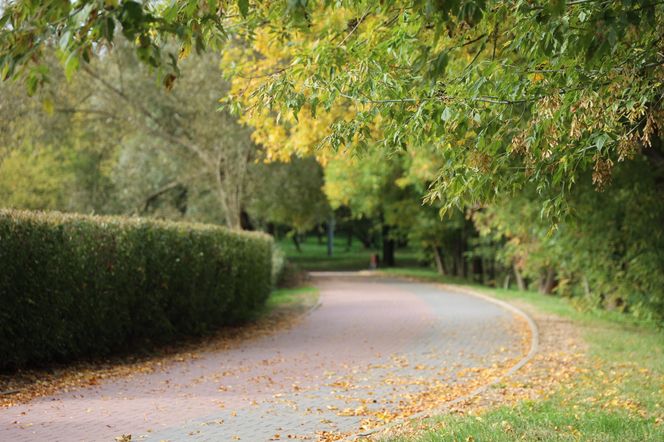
[2,0,662,217]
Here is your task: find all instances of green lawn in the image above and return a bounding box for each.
[276,235,420,271]
[265,285,319,311]
[378,267,664,442]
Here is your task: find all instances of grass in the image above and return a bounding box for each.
[265,285,319,311]
[276,235,420,271]
[378,267,664,442]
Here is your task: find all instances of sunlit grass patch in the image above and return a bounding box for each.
[390,401,661,442]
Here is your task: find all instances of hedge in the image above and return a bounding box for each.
[0,209,274,370]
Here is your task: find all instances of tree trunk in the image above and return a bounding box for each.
[503,274,511,289]
[327,216,335,257]
[433,246,446,275]
[226,211,241,230]
[317,224,324,244]
[487,258,496,286]
[582,275,591,297]
[359,234,373,248]
[513,263,526,291]
[472,257,483,283]
[292,234,302,253]
[382,224,395,267]
[240,210,253,230]
[538,267,556,295]
[346,226,353,251]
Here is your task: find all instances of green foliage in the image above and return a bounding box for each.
[0,209,273,370]
[249,157,330,234]
[0,144,75,210]
[1,40,258,228]
[84,43,258,228]
[475,157,664,322]
[0,0,235,90]
[324,150,403,218]
[227,1,663,218]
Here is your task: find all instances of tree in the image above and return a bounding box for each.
[248,156,330,247]
[222,1,661,220]
[61,42,257,228]
[4,1,662,214]
[0,53,118,212]
[0,40,259,227]
[475,155,664,318]
[325,149,415,267]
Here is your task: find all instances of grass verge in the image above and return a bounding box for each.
[264,285,319,315]
[378,267,664,442]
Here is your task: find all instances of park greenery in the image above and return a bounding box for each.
[0,0,663,325]
[0,1,663,326]
[0,209,273,369]
[0,2,663,440]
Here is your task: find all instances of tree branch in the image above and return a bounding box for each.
[81,64,215,165]
[338,10,371,48]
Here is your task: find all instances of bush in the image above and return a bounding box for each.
[0,209,274,370]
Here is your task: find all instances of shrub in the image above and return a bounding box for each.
[0,209,273,370]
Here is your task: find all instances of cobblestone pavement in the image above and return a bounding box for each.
[0,274,525,441]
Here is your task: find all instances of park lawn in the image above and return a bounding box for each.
[379,267,664,442]
[265,285,319,311]
[277,235,420,271]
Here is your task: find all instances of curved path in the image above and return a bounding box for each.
[1,273,526,441]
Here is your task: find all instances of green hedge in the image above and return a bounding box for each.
[0,209,273,370]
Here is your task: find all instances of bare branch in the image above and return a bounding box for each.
[81,64,215,165]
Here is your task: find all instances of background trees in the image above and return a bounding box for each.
[1,41,263,228]
[248,156,330,242]
[75,43,258,228]
[1,1,663,322]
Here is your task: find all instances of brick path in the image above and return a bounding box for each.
[0,274,524,441]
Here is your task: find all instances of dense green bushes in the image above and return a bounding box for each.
[0,209,273,370]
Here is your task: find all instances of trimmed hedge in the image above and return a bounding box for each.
[0,209,273,370]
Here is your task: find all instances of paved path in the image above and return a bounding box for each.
[1,274,525,441]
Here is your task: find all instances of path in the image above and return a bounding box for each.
[0,273,527,441]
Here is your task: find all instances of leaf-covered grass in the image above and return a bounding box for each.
[391,402,659,442]
[277,235,419,271]
[379,267,664,442]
